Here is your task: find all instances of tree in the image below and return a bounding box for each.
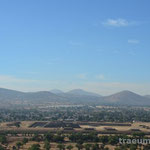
[99,136,109,144]
[129,144,137,150]
[57,144,65,150]
[132,132,145,138]
[16,141,23,149]
[16,123,20,128]
[22,138,28,144]
[44,140,51,150]
[66,145,73,150]
[0,145,5,150]
[76,143,83,150]
[84,144,92,150]
[143,144,150,150]
[69,133,83,143]
[0,135,7,144]
[92,143,100,150]
[108,136,118,145]
[44,132,54,142]
[12,146,17,150]
[28,144,40,150]
[32,134,41,142]
[53,135,64,142]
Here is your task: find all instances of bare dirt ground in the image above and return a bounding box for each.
[1,121,150,134]
[80,122,150,132]
[1,121,150,150]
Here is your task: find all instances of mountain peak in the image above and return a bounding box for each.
[50,89,64,94]
[69,89,84,92]
[104,90,150,105]
[115,90,140,95]
[119,90,136,93]
[67,89,101,97]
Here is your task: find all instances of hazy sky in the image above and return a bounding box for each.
[0,0,150,95]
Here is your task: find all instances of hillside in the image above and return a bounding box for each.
[67,89,102,97]
[0,88,150,106]
[103,90,150,106]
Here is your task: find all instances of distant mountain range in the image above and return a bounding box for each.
[145,95,150,99]
[0,87,150,106]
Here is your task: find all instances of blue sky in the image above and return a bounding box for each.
[0,0,150,95]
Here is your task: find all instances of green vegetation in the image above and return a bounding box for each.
[16,141,23,149]
[28,144,40,150]
[1,106,150,122]
[66,145,73,150]
[0,135,7,144]
[22,137,28,144]
[1,131,150,150]
[44,140,51,150]
[57,143,65,150]
[1,106,150,149]
[0,145,5,150]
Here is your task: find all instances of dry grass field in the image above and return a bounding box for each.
[5,141,116,150]
[1,121,150,133]
[1,121,150,150]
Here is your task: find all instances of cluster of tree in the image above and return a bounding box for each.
[0,134,6,150]
[32,132,64,143]
[78,108,150,122]
[28,144,40,150]
[27,143,109,150]
[0,145,5,150]
[69,132,99,143]
[0,135,7,145]
[2,131,150,150]
[11,138,29,150]
[1,106,150,122]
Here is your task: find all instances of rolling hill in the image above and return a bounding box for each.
[50,89,64,94]
[0,87,150,106]
[67,89,102,97]
[103,90,150,106]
